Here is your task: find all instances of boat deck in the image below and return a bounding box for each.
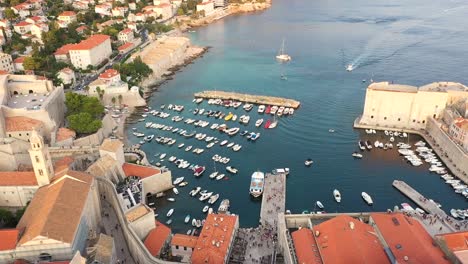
[194,90,301,109]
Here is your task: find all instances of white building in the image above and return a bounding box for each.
[30,22,49,39]
[118,28,134,43]
[449,117,468,151]
[57,11,77,28]
[57,67,76,85]
[69,34,112,70]
[196,1,214,16]
[13,21,32,34]
[0,53,14,73]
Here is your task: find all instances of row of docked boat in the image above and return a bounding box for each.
[261,105,295,117]
[450,209,468,220]
[442,174,468,200]
[203,98,296,116]
[166,104,185,112]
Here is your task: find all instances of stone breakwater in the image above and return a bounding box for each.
[195,90,301,108]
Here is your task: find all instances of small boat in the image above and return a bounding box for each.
[305,159,313,166]
[185,146,193,152]
[167,198,175,202]
[333,189,341,203]
[208,194,220,204]
[255,119,264,127]
[215,174,225,180]
[166,219,172,225]
[258,105,265,113]
[192,219,197,226]
[160,153,166,159]
[218,199,230,213]
[173,177,184,185]
[203,205,209,213]
[167,208,174,217]
[224,112,233,121]
[346,64,354,72]
[316,201,324,209]
[173,188,179,195]
[361,192,373,205]
[193,166,206,177]
[264,119,271,129]
[185,215,191,223]
[190,187,201,196]
[265,105,272,114]
[179,181,188,187]
[352,152,363,159]
[226,166,238,174]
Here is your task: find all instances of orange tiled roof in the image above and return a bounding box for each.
[156,3,171,7]
[314,215,389,264]
[15,21,31,27]
[0,229,19,250]
[120,28,132,34]
[54,156,74,173]
[17,171,93,245]
[99,69,119,79]
[291,228,322,264]
[76,25,88,32]
[0,171,37,186]
[197,1,213,5]
[69,34,110,51]
[5,116,43,132]
[192,214,238,264]
[0,70,9,75]
[118,42,133,51]
[436,231,468,252]
[14,57,26,63]
[171,234,197,248]
[144,221,171,257]
[371,213,450,264]
[122,163,160,179]
[454,118,468,130]
[56,127,76,142]
[54,44,75,55]
[58,11,76,17]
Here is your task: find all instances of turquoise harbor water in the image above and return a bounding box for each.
[128,0,468,233]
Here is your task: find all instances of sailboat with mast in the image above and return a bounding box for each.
[276,39,291,62]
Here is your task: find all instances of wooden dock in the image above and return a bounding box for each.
[194,90,301,109]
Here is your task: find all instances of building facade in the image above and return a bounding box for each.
[69,35,112,70]
[0,53,14,73]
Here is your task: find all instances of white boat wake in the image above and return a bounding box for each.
[346,4,467,71]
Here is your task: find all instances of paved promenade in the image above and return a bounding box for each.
[230,173,287,264]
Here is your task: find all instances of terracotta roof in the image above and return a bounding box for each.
[69,34,110,51]
[59,67,73,74]
[156,3,171,7]
[54,156,74,173]
[454,118,468,130]
[14,57,26,63]
[58,11,76,17]
[99,69,119,79]
[371,213,450,264]
[5,116,43,132]
[118,42,134,51]
[54,44,75,55]
[144,221,171,257]
[17,171,93,246]
[436,231,468,252]
[125,204,151,222]
[197,1,213,5]
[100,139,123,153]
[0,171,37,186]
[122,163,160,179]
[76,25,88,32]
[291,228,322,264]
[56,127,76,142]
[171,234,197,248]
[192,214,238,264]
[0,70,9,75]
[0,229,19,250]
[119,28,132,34]
[314,215,389,264]
[15,21,31,27]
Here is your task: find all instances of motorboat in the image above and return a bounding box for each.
[365,141,372,150]
[179,182,188,187]
[358,141,366,151]
[305,159,313,166]
[232,144,242,152]
[225,112,234,121]
[361,192,373,205]
[166,219,172,225]
[220,140,228,146]
[199,192,213,201]
[167,208,174,217]
[193,166,206,177]
[258,105,265,113]
[316,201,324,209]
[215,174,225,180]
[185,215,191,223]
[333,189,341,203]
[173,177,184,185]
[208,208,213,214]
[265,105,272,114]
[209,171,218,179]
[192,219,197,226]
[264,119,271,129]
[159,153,166,159]
[218,199,230,213]
[226,127,240,136]
[249,171,265,198]
[255,119,264,127]
[250,132,260,141]
[226,166,238,174]
[272,168,290,175]
[243,104,253,111]
[270,106,278,115]
[269,119,278,129]
[352,152,363,159]
[203,205,209,213]
[167,198,175,202]
[196,220,202,228]
[240,130,249,136]
[185,145,193,152]
[208,194,220,204]
[144,135,154,142]
[173,187,179,195]
[346,64,354,72]
[169,156,177,162]
[190,187,201,197]
[227,142,235,148]
[401,203,415,211]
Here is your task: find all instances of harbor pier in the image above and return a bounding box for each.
[392,180,464,232]
[230,172,287,264]
[194,90,301,108]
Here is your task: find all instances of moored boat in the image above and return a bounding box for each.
[249,171,265,198]
[333,189,341,203]
[361,192,373,205]
[316,201,324,209]
[226,166,238,174]
[167,208,174,217]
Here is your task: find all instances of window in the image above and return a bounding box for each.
[175,245,179,249]
[371,115,374,119]
[19,133,21,136]
[422,120,425,124]
[38,169,43,176]
[398,118,401,121]
[35,156,40,163]
[413,119,416,123]
[384,117,387,120]
[184,246,187,250]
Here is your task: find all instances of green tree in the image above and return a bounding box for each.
[67,112,103,134]
[65,92,104,117]
[4,8,16,20]
[177,7,185,16]
[0,209,16,227]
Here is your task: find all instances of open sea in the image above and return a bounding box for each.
[127,0,468,233]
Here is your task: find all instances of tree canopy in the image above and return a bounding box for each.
[65,93,104,134]
[113,56,152,87]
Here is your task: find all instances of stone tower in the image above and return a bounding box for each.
[28,129,54,187]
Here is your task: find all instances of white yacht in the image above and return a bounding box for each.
[255,119,264,127]
[167,208,174,217]
[173,187,179,195]
[316,201,324,209]
[258,105,265,113]
[333,189,341,203]
[173,177,184,185]
[361,192,373,205]
[249,171,265,198]
[276,39,291,62]
[226,166,238,174]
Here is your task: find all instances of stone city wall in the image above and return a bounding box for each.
[73,114,117,147]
